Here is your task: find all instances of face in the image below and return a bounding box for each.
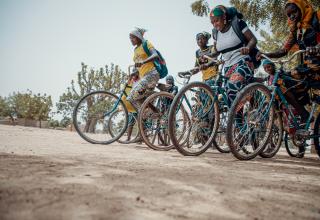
[263,64,275,75]
[210,15,226,31]
[166,79,173,85]
[285,4,301,23]
[197,35,208,48]
[129,34,141,46]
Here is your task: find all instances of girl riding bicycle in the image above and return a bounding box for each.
[127,27,160,110]
[257,0,320,124]
[209,5,258,106]
[185,31,219,85]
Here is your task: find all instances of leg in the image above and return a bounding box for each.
[127,69,160,110]
[226,61,253,106]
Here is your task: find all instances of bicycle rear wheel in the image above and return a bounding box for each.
[168,82,219,156]
[109,111,139,144]
[226,83,274,160]
[284,132,305,158]
[73,90,128,144]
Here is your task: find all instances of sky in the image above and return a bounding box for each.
[1,0,258,117]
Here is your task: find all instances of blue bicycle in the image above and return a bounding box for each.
[226,50,320,160]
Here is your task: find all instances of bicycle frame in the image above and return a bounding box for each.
[267,69,318,132]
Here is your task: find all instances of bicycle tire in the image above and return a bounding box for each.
[109,111,140,144]
[226,83,274,160]
[168,81,219,156]
[138,91,176,151]
[73,90,128,144]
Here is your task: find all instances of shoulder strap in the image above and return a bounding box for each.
[231,17,246,44]
[142,40,151,57]
[212,28,218,41]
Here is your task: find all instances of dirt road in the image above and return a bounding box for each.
[0,125,319,220]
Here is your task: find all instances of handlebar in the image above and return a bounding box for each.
[203,48,241,64]
[178,67,199,79]
[261,50,305,65]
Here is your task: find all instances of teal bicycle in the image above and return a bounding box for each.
[226,50,320,160]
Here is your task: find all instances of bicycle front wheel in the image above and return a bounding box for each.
[168,82,219,156]
[73,90,128,144]
[138,91,178,151]
[226,83,274,160]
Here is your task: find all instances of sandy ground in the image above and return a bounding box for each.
[0,125,319,220]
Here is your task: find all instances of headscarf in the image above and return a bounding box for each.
[286,0,314,30]
[196,31,211,41]
[262,59,275,67]
[166,75,174,85]
[210,5,227,17]
[130,27,147,41]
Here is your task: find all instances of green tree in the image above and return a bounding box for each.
[3,91,52,122]
[0,96,14,120]
[191,0,320,33]
[57,62,127,129]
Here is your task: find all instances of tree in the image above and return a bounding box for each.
[1,91,52,122]
[56,62,127,129]
[0,96,13,120]
[191,0,320,33]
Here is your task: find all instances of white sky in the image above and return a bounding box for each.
[0,0,267,116]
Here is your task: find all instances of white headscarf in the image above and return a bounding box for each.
[130,27,147,41]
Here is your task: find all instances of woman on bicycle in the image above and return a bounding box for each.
[257,0,320,123]
[127,27,160,110]
[209,5,258,106]
[193,32,219,85]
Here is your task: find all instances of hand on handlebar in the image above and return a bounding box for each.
[306,46,320,56]
[240,47,250,55]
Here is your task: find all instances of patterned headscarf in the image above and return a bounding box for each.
[196,31,211,41]
[130,27,147,41]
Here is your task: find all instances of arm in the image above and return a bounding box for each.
[141,48,159,64]
[241,29,257,55]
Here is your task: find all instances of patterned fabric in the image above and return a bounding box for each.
[195,46,219,81]
[121,78,139,113]
[133,41,156,77]
[223,59,253,106]
[127,68,160,109]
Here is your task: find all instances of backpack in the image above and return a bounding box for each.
[212,7,261,69]
[142,40,168,79]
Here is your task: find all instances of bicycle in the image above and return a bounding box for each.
[73,65,138,144]
[226,50,320,160]
[168,57,231,156]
